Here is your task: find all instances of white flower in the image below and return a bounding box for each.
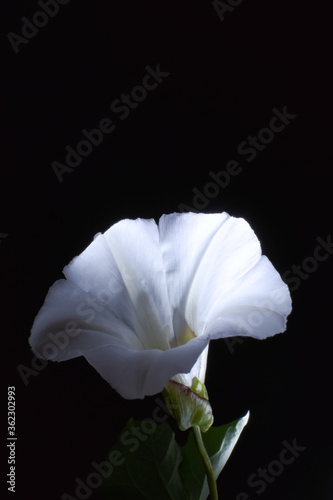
[29,212,292,399]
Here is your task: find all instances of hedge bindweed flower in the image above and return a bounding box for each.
[29,212,292,400]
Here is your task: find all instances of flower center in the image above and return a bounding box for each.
[177,324,196,346]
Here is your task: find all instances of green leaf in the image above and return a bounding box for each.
[180,412,250,500]
[100,418,184,500]
[100,412,249,500]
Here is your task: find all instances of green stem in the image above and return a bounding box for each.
[193,425,219,500]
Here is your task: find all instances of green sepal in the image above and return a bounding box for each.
[162,377,214,432]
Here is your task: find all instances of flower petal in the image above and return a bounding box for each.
[29,279,210,399]
[103,218,174,349]
[63,219,173,350]
[84,336,210,399]
[202,256,292,339]
[29,279,144,357]
[171,344,209,387]
[159,212,262,338]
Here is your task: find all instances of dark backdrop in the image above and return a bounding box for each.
[1,1,332,499]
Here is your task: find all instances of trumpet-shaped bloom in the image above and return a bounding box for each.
[29,212,292,399]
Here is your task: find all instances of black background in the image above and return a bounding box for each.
[1,1,332,499]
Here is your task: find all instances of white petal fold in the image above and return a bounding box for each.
[158,212,290,340]
[84,336,210,399]
[29,278,209,398]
